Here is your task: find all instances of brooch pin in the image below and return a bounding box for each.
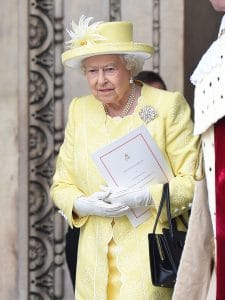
[139,105,158,124]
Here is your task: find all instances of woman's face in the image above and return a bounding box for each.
[83,54,131,105]
[209,0,225,11]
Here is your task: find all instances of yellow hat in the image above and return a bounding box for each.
[62,15,154,68]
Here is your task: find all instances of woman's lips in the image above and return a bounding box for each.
[98,88,113,93]
[97,89,115,97]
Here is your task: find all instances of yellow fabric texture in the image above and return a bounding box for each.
[107,238,121,299]
[50,84,201,300]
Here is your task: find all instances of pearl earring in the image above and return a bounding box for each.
[129,77,134,84]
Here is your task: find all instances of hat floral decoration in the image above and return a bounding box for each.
[65,15,105,49]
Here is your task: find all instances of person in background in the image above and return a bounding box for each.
[65,68,168,292]
[50,15,201,299]
[173,1,225,299]
[135,70,167,90]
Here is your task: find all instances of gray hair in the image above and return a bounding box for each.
[80,53,145,76]
[121,54,145,76]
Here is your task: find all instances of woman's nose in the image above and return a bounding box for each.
[97,69,107,84]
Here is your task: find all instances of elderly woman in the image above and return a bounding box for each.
[50,16,201,300]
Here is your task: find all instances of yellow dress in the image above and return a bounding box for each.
[107,237,121,299]
[50,84,201,300]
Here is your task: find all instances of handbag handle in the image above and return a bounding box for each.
[164,182,175,239]
[152,183,187,239]
[152,183,172,234]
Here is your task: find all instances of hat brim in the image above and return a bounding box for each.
[62,42,154,68]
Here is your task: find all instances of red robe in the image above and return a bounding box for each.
[215,116,225,300]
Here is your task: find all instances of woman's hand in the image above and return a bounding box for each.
[73,191,129,217]
[101,186,153,208]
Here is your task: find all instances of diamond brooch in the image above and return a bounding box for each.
[139,105,158,124]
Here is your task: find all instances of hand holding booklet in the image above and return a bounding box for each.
[92,125,173,227]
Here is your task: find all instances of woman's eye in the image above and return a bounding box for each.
[105,67,115,73]
[88,69,97,74]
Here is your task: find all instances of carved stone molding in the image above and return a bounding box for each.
[28,0,64,299]
[110,0,121,21]
[152,0,160,73]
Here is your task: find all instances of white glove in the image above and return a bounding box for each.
[101,186,152,208]
[73,191,129,218]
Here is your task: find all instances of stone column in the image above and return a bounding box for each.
[0,1,19,299]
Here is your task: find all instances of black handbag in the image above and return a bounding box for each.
[148,183,187,288]
[65,226,80,291]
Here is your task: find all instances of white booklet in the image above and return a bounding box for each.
[92,125,173,227]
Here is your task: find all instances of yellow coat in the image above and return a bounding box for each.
[50,84,201,300]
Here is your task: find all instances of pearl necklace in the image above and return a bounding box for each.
[103,84,136,118]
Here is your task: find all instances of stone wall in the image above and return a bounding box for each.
[0,1,19,299]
